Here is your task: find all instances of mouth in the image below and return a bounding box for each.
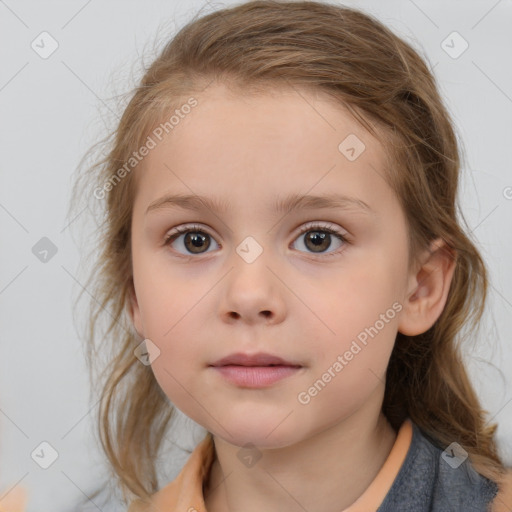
[209,352,303,388]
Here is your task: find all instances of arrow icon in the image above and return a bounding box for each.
[31,31,59,59]
[441,441,468,469]
[31,441,59,468]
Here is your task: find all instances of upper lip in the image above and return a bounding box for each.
[210,352,302,367]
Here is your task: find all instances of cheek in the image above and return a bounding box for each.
[133,265,208,380]
[298,311,397,421]
[303,258,402,378]
[134,256,207,336]
[146,320,207,414]
[148,329,214,427]
[324,263,402,334]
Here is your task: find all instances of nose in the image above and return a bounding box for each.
[228,309,272,321]
[219,254,286,326]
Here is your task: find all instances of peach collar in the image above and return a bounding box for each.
[342,418,413,511]
[128,418,413,512]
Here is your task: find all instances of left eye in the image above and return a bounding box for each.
[164,222,349,257]
[292,222,348,256]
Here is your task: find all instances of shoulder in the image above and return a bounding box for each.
[490,470,512,512]
[416,424,512,512]
[380,422,500,511]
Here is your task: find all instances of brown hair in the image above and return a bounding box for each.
[71,0,508,504]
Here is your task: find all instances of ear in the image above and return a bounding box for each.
[128,282,145,339]
[397,237,457,336]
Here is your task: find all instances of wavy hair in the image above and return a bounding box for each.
[71,0,508,504]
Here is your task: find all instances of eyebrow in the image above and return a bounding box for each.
[145,193,375,216]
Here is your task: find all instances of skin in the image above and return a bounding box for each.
[129,82,456,512]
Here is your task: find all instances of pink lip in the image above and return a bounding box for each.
[212,365,301,387]
[210,352,300,367]
[209,352,303,388]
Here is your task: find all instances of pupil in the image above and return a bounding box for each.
[307,231,330,252]
[186,232,210,252]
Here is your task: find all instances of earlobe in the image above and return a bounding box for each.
[397,237,457,336]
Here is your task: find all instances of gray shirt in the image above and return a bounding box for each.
[378,421,499,511]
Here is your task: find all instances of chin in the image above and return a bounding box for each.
[210,420,301,450]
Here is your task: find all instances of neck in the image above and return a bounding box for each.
[204,399,397,512]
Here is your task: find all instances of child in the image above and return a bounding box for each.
[73,1,512,510]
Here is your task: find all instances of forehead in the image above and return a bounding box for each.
[133,83,394,217]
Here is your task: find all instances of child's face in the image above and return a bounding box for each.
[130,83,413,447]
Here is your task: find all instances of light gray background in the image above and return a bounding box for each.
[1,1,511,511]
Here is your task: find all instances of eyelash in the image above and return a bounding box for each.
[163,222,350,258]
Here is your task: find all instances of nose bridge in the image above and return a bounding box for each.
[219,230,286,323]
[235,232,268,266]
[228,231,278,291]
[224,203,276,264]
[220,198,290,281]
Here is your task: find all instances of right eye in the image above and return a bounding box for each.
[164,224,220,256]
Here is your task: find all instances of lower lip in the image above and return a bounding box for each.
[211,365,301,387]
